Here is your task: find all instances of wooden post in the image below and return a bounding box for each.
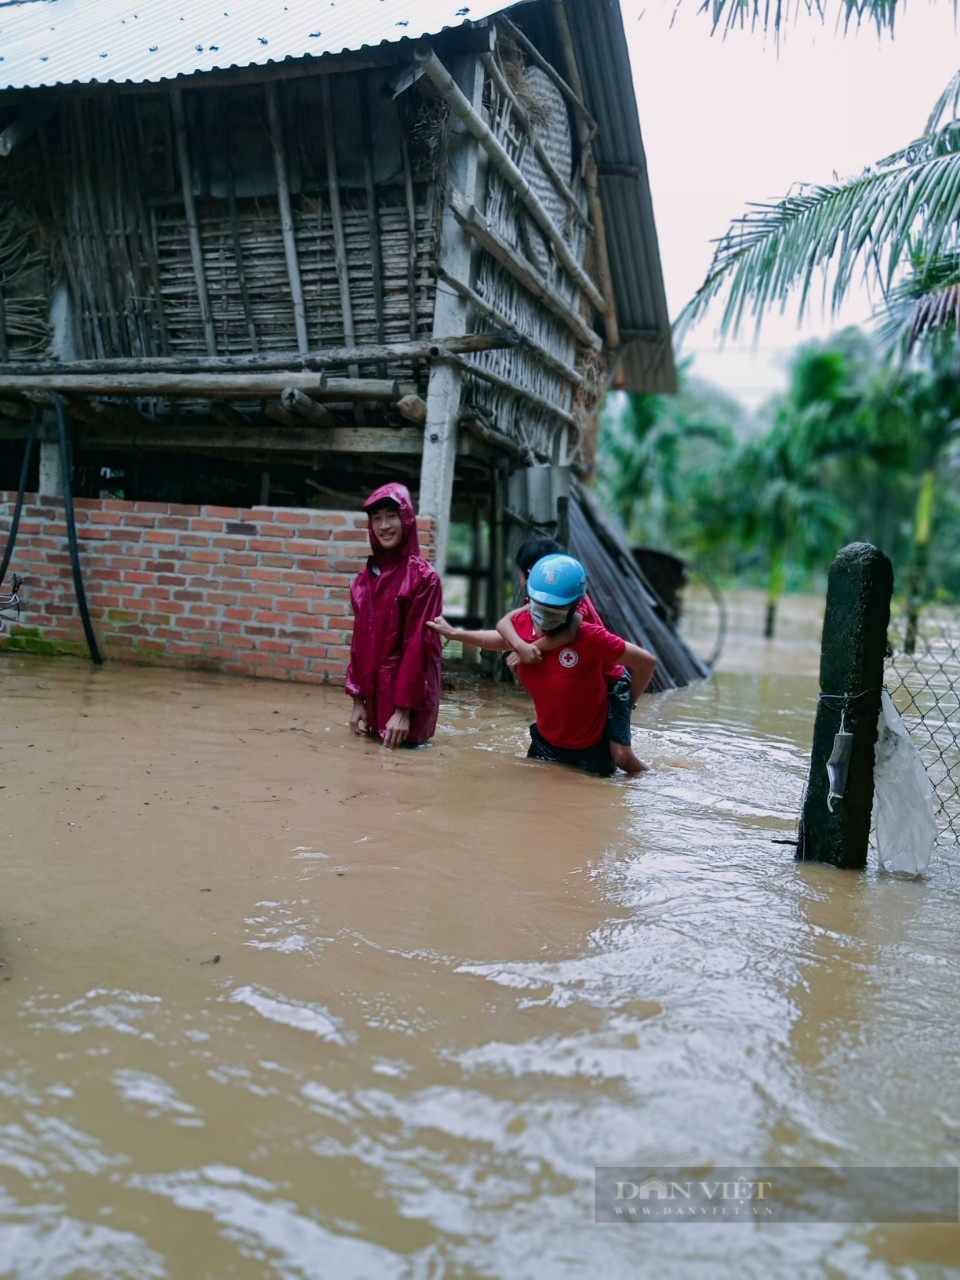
[419,55,484,576]
[265,81,309,354]
[797,542,894,869]
[170,90,218,355]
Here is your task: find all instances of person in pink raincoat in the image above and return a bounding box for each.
[345,482,443,749]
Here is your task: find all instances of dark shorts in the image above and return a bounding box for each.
[526,723,616,777]
[606,672,633,747]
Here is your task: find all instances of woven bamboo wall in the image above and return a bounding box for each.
[27,82,443,375]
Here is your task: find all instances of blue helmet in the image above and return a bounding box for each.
[526,554,588,606]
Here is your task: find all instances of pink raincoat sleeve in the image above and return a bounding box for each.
[343,577,365,697]
[393,566,444,710]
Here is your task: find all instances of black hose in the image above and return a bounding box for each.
[0,410,36,588]
[52,391,103,666]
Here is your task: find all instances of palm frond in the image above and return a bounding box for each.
[679,146,960,340]
[693,0,917,37]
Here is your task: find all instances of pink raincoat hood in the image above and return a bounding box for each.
[363,482,421,561]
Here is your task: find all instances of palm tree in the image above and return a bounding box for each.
[680,74,960,345]
[596,367,739,544]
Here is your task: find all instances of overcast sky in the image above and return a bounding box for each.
[619,0,960,406]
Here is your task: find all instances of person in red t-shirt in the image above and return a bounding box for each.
[428,555,656,777]
[496,537,647,774]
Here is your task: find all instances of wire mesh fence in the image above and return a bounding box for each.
[885,600,960,847]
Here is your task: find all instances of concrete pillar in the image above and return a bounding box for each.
[797,542,894,869]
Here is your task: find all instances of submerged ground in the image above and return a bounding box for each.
[2,597,958,1279]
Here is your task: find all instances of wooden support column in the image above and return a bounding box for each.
[797,542,894,869]
[419,55,485,577]
[170,90,218,355]
[265,81,309,353]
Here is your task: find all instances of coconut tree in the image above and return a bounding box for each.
[596,367,740,544]
[680,74,960,345]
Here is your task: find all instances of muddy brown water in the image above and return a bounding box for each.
[2,596,959,1279]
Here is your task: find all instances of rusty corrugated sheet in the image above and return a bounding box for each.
[0,0,530,89]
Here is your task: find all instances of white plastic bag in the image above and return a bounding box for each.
[873,690,937,876]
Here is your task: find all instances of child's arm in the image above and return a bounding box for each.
[426,616,510,651]
[620,642,657,703]
[496,607,541,665]
[501,611,582,669]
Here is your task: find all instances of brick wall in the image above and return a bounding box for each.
[0,493,436,684]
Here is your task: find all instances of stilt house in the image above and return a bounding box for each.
[0,0,697,688]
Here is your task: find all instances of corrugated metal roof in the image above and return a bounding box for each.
[0,0,529,90]
[562,0,676,393]
[0,0,675,392]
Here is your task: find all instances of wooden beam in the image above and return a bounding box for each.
[450,193,602,351]
[415,46,605,312]
[0,333,521,379]
[71,424,426,454]
[0,372,329,399]
[281,387,335,425]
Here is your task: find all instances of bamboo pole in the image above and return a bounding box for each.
[437,267,583,387]
[210,401,249,428]
[265,81,309,353]
[265,403,300,427]
[0,332,521,379]
[449,193,601,351]
[280,387,335,424]
[170,89,218,355]
[482,52,589,232]
[1,371,330,398]
[397,394,427,424]
[320,377,399,401]
[551,0,621,351]
[400,130,420,340]
[0,372,408,402]
[415,47,606,313]
[461,411,539,463]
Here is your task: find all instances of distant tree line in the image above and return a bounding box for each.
[594,329,960,638]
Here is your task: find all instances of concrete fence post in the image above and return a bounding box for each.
[797,542,894,869]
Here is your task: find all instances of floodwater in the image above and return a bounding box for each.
[2,595,959,1280]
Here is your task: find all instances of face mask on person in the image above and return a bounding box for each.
[529,601,573,632]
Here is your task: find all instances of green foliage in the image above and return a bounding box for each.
[593,329,960,615]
